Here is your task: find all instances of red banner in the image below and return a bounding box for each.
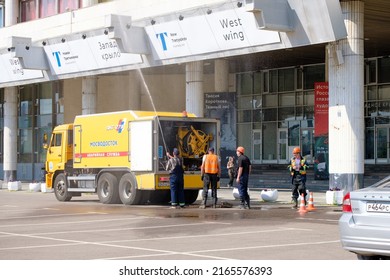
[314,82,329,137]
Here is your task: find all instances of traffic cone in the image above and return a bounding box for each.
[307,192,316,211]
[298,193,307,213]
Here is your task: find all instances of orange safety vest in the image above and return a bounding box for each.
[203,154,219,174]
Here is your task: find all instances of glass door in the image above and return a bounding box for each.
[301,128,314,164]
[278,128,288,163]
[252,129,262,163]
[376,126,390,163]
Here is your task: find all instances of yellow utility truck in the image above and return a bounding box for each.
[44,110,220,205]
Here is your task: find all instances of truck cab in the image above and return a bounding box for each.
[45,124,73,189]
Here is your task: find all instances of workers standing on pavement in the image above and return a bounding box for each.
[166,148,185,209]
[236,146,252,209]
[288,147,308,209]
[227,156,236,188]
[200,147,221,208]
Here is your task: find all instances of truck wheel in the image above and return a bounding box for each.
[97,173,120,204]
[119,173,142,205]
[54,173,72,202]
[184,190,199,204]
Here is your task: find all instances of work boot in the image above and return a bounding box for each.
[245,196,251,209]
[292,197,298,209]
[212,197,218,208]
[199,198,207,209]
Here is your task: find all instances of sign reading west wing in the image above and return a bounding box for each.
[0,53,44,83]
[146,7,280,60]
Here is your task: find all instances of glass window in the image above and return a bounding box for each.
[38,84,53,115]
[378,85,390,100]
[0,5,4,28]
[278,68,295,92]
[303,106,314,119]
[366,85,377,101]
[262,122,277,160]
[19,129,33,163]
[237,123,251,156]
[296,92,303,105]
[254,72,262,94]
[263,94,277,107]
[252,95,262,109]
[253,109,262,122]
[365,101,377,117]
[269,70,278,93]
[303,65,325,90]
[237,96,253,110]
[288,121,300,146]
[304,91,314,106]
[237,110,251,123]
[279,92,295,106]
[296,67,303,90]
[378,101,390,113]
[263,71,269,93]
[19,86,34,129]
[278,107,295,121]
[365,128,374,159]
[59,0,80,13]
[365,59,377,84]
[20,0,37,22]
[378,57,390,83]
[263,108,277,121]
[40,0,57,18]
[51,133,62,147]
[237,73,253,96]
[365,117,374,128]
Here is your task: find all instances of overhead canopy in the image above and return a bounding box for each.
[0,0,347,87]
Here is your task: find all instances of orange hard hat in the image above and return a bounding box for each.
[236,146,245,154]
[293,147,301,154]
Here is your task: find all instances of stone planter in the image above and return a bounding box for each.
[8,181,22,191]
[29,183,41,192]
[326,190,345,205]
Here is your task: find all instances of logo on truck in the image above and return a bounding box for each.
[116,118,126,133]
[106,118,126,133]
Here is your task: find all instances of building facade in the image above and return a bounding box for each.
[0,0,389,191]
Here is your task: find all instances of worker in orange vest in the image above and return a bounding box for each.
[200,147,221,208]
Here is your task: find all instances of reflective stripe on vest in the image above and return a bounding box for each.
[290,158,307,175]
[204,154,219,174]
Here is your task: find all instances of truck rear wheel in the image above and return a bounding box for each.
[54,173,72,202]
[184,190,199,204]
[97,173,120,204]
[119,173,142,205]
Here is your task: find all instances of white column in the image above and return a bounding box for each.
[3,0,19,184]
[82,76,97,115]
[328,1,364,191]
[3,88,18,183]
[186,61,204,117]
[214,59,229,93]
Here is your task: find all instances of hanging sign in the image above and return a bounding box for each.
[44,35,143,75]
[146,7,280,60]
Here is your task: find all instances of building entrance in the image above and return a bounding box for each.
[376,126,390,163]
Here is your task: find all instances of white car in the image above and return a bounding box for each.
[339,176,390,260]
